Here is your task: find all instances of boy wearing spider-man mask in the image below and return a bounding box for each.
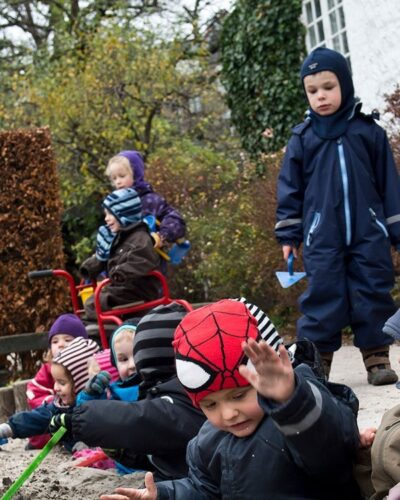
[100,299,362,500]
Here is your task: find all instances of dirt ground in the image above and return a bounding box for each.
[0,440,145,499]
[1,344,399,499]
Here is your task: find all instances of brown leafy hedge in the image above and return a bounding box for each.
[0,127,69,342]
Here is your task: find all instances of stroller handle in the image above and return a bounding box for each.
[28,269,54,279]
[27,269,83,315]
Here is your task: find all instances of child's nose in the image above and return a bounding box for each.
[222,405,239,421]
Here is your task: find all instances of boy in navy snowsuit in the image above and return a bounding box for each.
[275,47,400,385]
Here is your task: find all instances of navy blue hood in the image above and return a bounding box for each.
[300,47,357,139]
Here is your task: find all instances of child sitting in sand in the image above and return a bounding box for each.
[0,337,99,451]
[25,313,88,449]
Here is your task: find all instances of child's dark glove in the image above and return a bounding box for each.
[85,370,111,396]
[49,413,72,434]
[383,308,400,340]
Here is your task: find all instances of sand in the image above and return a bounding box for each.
[0,440,145,499]
[329,344,400,429]
[1,344,399,499]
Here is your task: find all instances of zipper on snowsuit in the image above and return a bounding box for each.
[369,207,389,237]
[306,212,321,246]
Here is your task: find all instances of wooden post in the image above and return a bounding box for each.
[0,386,15,423]
[13,380,30,412]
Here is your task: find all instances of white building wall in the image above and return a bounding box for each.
[343,0,400,115]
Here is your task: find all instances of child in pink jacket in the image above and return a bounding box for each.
[25,313,88,449]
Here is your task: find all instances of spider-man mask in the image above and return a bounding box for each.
[173,299,260,407]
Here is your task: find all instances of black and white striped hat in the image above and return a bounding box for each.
[236,297,283,353]
[52,337,100,393]
[102,187,142,226]
[133,302,189,383]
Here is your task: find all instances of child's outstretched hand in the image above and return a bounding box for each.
[100,471,157,500]
[85,371,111,396]
[239,340,295,404]
[359,427,377,448]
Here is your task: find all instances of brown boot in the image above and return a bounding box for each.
[319,351,334,379]
[361,347,398,386]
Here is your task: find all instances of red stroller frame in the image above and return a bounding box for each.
[28,269,192,349]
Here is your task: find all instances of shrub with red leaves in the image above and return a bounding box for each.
[0,127,69,378]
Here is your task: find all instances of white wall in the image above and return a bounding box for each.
[343,0,400,115]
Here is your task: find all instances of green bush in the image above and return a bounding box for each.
[146,140,301,335]
[220,0,306,162]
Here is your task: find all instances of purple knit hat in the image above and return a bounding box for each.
[53,337,100,393]
[48,313,88,344]
[118,150,151,192]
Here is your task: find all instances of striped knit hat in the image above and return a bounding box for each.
[102,187,142,226]
[52,337,100,393]
[173,298,283,407]
[133,302,189,384]
[236,297,283,353]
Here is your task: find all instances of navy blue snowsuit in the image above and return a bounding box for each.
[275,113,400,352]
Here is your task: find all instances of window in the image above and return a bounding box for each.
[302,0,351,70]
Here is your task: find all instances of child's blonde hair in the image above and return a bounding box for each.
[113,327,135,349]
[105,155,132,178]
[111,324,137,369]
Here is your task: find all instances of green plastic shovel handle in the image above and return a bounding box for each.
[1,426,67,500]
